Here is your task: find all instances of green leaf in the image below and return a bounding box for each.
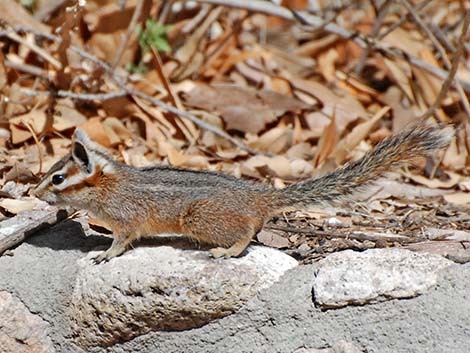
[137,18,172,53]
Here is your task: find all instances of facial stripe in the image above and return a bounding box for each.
[58,166,104,193]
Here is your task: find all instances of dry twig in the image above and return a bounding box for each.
[266,225,413,244]
[21,88,129,101]
[0,208,68,255]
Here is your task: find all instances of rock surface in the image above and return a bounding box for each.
[71,245,298,347]
[294,341,363,353]
[1,221,469,353]
[312,248,452,308]
[0,290,55,353]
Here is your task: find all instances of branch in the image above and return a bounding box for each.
[0,208,68,255]
[21,88,128,101]
[266,225,412,244]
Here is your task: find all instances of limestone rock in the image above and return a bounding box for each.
[0,291,54,353]
[312,248,452,309]
[71,245,297,347]
[294,341,363,353]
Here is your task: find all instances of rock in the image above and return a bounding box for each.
[70,245,297,347]
[0,291,55,353]
[257,229,290,248]
[294,340,363,353]
[446,249,470,264]
[312,248,452,309]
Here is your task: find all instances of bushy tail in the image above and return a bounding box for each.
[268,124,453,210]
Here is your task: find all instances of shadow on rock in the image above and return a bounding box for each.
[26,218,214,254]
[26,219,110,252]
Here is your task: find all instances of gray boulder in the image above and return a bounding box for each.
[70,245,297,347]
[294,341,364,353]
[0,290,55,353]
[312,248,452,308]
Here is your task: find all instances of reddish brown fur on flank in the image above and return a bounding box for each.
[32,124,453,262]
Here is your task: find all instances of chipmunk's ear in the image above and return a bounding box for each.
[73,128,93,146]
[72,129,93,173]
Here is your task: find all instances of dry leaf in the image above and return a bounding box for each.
[443,192,470,205]
[249,126,292,153]
[404,171,462,189]
[54,100,87,131]
[79,118,112,147]
[0,0,50,32]
[9,110,48,144]
[291,78,367,133]
[313,115,337,167]
[183,84,309,134]
[332,106,390,163]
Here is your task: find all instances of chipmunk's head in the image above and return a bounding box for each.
[32,129,115,207]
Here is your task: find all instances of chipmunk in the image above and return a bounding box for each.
[32,124,453,263]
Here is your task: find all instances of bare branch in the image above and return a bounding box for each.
[21,88,128,101]
[0,208,68,255]
[266,225,413,244]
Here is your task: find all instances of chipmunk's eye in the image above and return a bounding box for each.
[52,174,65,185]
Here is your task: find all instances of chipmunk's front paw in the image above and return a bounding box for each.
[92,243,127,264]
[92,250,113,264]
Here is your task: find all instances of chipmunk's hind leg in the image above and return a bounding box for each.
[209,234,253,258]
[182,199,264,258]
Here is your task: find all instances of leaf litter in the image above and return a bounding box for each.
[0,0,469,262]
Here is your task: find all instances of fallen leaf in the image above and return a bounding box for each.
[53,100,87,131]
[79,118,112,147]
[332,106,390,163]
[313,114,337,167]
[183,84,309,134]
[0,0,50,32]
[403,171,462,189]
[4,164,38,184]
[249,125,293,153]
[383,58,413,101]
[9,110,48,144]
[443,192,470,205]
[291,78,367,133]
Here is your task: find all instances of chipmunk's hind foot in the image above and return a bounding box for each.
[210,235,253,258]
